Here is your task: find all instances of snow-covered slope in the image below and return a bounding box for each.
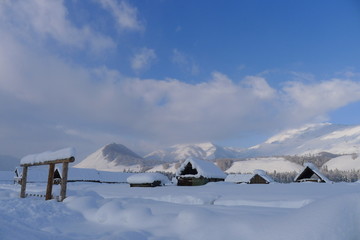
[144,142,239,162]
[323,154,360,171]
[226,157,303,174]
[74,143,146,172]
[146,163,179,174]
[243,123,360,157]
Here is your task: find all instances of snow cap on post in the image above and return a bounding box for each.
[21,147,76,166]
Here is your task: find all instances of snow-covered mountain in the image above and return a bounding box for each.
[242,123,360,157]
[144,142,240,162]
[74,143,146,172]
[74,123,360,172]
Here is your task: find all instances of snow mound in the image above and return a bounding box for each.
[127,173,170,184]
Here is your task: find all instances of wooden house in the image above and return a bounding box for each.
[294,162,330,183]
[127,172,170,187]
[225,170,274,184]
[176,157,226,186]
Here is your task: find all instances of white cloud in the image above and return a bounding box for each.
[0,0,115,52]
[282,79,360,124]
[98,0,144,32]
[243,76,276,99]
[1,1,360,157]
[131,48,157,72]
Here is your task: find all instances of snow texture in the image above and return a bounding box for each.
[0,182,360,239]
[226,157,303,173]
[323,154,360,171]
[20,147,75,165]
[127,173,170,184]
[176,157,226,179]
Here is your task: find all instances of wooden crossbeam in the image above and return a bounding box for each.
[20,157,75,202]
[20,157,75,167]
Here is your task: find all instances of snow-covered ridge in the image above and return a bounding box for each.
[144,142,239,162]
[265,123,331,144]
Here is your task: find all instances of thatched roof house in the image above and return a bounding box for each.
[176,157,226,186]
[294,162,330,183]
[225,170,274,184]
[127,173,170,187]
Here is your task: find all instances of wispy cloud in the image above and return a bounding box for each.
[172,49,199,75]
[0,0,115,52]
[98,0,144,32]
[131,47,157,72]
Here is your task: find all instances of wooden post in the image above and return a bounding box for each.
[20,166,28,198]
[60,162,69,201]
[45,163,55,200]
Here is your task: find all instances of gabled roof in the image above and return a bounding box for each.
[176,157,226,179]
[294,162,331,183]
[225,169,274,184]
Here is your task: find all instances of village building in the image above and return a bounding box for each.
[176,157,226,186]
[225,170,274,184]
[127,172,170,187]
[294,162,331,183]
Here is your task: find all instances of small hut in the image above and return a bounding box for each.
[225,170,274,184]
[176,157,226,186]
[127,172,170,187]
[294,162,330,183]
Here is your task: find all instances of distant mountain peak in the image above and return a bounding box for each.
[74,143,144,171]
[244,123,360,157]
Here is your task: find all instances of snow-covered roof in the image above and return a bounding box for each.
[294,162,331,183]
[253,169,274,183]
[225,170,274,184]
[175,157,226,179]
[21,148,76,165]
[127,173,170,184]
[225,174,253,183]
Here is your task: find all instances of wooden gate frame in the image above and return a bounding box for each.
[19,157,75,201]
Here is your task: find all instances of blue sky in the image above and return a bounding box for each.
[0,0,360,159]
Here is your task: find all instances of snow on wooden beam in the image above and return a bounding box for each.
[19,148,76,202]
[20,157,75,167]
[20,148,75,167]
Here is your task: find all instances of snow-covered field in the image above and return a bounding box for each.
[0,182,360,240]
